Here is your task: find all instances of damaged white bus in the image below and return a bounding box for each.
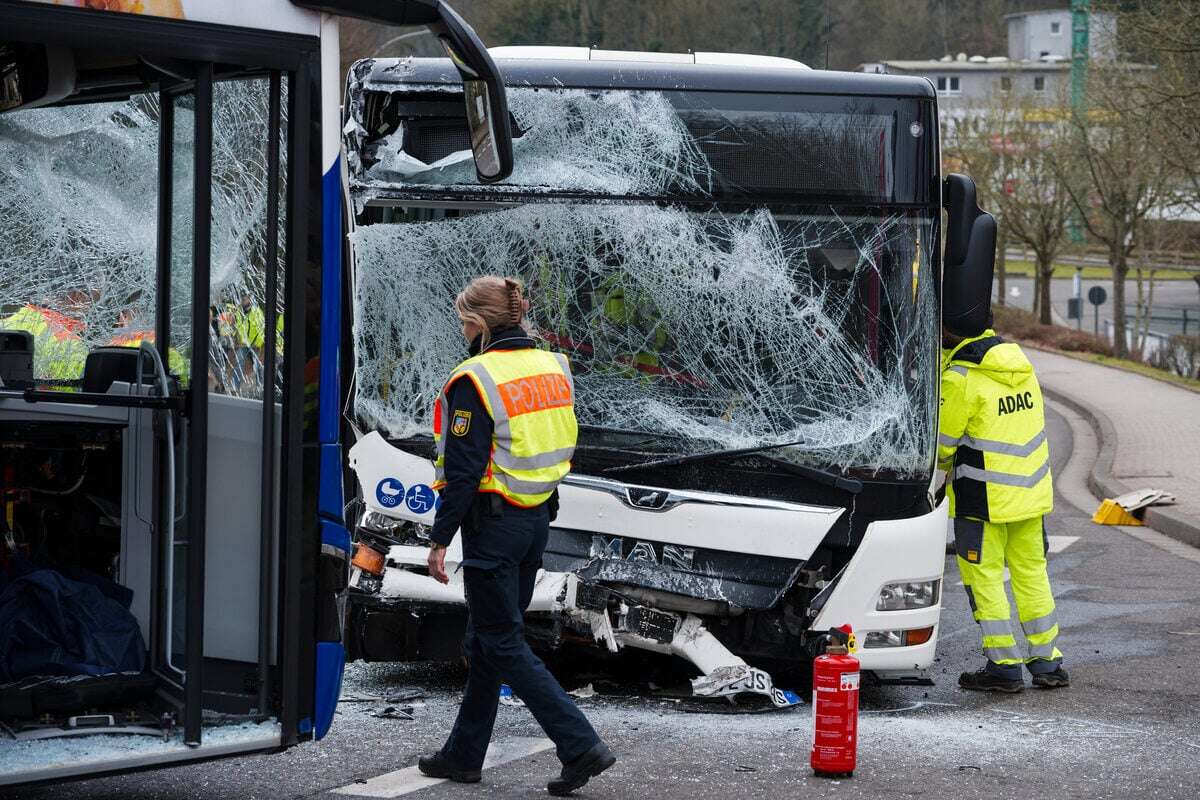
[343,47,998,702]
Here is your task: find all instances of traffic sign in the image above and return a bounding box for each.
[1088,285,1107,306]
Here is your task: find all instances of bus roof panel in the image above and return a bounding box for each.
[11,0,321,37]
[360,56,935,99]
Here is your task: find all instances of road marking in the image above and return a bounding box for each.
[1047,535,1080,553]
[332,737,554,798]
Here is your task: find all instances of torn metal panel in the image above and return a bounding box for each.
[351,203,937,477]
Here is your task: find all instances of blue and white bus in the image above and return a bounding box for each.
[0,0,508,785]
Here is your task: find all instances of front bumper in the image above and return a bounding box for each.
[812,498,948,674]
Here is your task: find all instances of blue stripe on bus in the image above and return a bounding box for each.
[318,158,342,447]
[313,641,345,740]
[319,443,346,526]
[320,517,351,554]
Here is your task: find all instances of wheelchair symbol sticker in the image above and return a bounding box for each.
[405,484,436,515]
[375,478,404,508]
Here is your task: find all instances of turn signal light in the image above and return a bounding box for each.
[903,626,934,646]
[352,543,386,576]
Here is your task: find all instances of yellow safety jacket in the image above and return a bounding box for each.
[938,330,1053,523]
[0,305,88,381]
[432,347,577,508]
[109,329,190,380]
[233,304,266,350]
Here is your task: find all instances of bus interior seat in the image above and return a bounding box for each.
[82,346,155,394]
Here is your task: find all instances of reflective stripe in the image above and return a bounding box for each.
[961,429,1047,457]
[946,365,968,377]
[978,619,1014,637]
[1021,612,1059,637]
[492,471,560,496]
[492,445,576,470]
[554,352,574,396]
[1027,642,1058,659]
[985,644,1024,663]
[956,458,1050,488]
[938,432,961,447]
[456,363,512,445]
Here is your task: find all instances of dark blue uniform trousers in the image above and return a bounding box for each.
[441,502,600,770]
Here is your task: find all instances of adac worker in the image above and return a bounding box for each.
[418,276,616,795]
[940,318,1069,692]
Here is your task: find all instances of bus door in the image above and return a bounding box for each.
[1,9,306,778]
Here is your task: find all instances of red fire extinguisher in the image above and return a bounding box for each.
[810,624,860,778]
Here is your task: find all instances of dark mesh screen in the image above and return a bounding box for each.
[682,112,893,198]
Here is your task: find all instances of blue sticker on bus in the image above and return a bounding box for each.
[405,484,436,515]
[376,478,404,508]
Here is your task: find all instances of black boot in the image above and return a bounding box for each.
[1032,666,1070,688]
[417,752,482,783]
[547,742,617,797]
[959,664,1024,693]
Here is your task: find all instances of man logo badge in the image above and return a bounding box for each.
[451,409,472,437]
[626,487,668,510]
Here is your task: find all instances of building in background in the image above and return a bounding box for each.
[860,7,1118,116]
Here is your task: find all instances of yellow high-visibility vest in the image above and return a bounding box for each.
[938,330,1053,523]
[433,347,577,508]
[0,305,88,381]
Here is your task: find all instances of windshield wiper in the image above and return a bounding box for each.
[601,440,863,494]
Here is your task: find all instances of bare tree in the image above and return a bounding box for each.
[948,95,1078,325]
[1056,63,1176,358]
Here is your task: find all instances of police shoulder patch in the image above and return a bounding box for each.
[451,409,472,437]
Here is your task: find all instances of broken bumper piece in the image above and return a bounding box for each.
[567,577,801,708]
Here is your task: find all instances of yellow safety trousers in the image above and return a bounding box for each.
[955,515,1064,668]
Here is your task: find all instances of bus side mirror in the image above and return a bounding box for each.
[942,174,996,337]
[433,4,513,183]
[0,43,75,114]
[291,0,513,183]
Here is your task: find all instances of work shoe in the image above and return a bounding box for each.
[1032,666,1070,689]
[958,666,1024,693]
[548,742,617,796]
[417,752,481,783]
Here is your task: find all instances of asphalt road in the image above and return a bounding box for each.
[997,276,1200,337]
[6,406,1200,800]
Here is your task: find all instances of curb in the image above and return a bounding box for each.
[1041,385,1200,549]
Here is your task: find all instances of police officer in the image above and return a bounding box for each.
[940,315,1069,692]
[418,276,615,795]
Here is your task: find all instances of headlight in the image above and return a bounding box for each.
[863,627,935,648]
[875,579,940,611]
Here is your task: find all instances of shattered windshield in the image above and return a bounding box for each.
[347,80,938,479]
[352,204,937,477]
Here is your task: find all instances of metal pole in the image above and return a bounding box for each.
[152,92,174,675]
[1094,303,1100,338]
[257,70,282,719]
[184,63,213,748]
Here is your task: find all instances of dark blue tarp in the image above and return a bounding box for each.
[0,569,145,682]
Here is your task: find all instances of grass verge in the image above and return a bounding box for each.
[1001,260,1197,281]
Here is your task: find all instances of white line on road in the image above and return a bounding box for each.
[332,737,554,798]
[1047,535,1080,553]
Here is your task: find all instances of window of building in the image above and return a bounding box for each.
[937,76,961,96]
[1034,76,1046,91]
[1000,76,1012,92]
[1050,21,1062,35]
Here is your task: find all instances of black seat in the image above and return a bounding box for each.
[82,346,155,394]
[0,330,35,389]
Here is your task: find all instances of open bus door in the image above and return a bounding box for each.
[0,0,509,785]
